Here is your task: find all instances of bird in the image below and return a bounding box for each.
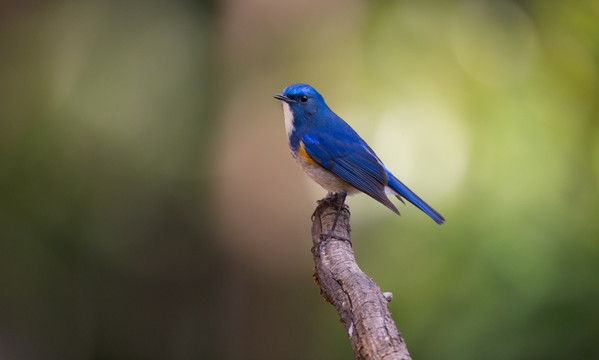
[273,83,445,225]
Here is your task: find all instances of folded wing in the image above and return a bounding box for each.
[301,131,399,214]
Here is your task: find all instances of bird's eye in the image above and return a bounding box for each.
[300,95,309,103]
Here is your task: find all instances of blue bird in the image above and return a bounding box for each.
[274,83,445,225]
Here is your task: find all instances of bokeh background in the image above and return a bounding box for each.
[1,0,598,359]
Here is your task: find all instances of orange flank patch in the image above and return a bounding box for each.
[298,141,317,165]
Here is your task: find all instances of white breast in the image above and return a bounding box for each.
[282,102,295,138]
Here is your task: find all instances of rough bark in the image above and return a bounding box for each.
[311,194,412,360]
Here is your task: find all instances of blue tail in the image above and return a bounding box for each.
[387,172,445,225]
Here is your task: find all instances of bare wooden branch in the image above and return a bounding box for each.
[311,195,412,360]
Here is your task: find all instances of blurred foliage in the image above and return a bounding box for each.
[1,0,598,359]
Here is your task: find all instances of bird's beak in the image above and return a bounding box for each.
[273,93,296,103]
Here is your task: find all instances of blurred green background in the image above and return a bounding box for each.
[1,0,598,359]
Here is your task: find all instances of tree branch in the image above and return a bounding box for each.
[311,194,412,360]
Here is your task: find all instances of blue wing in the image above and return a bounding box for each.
[301,130,400,214]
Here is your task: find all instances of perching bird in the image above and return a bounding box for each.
[274,83,444,225]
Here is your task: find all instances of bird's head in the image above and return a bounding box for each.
[274,83,327,117]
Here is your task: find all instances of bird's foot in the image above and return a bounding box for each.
[312,192,351,256]
[312,192,349,217]
[312,192,342,220]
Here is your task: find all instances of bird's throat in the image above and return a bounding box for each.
[282,102,295,138]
